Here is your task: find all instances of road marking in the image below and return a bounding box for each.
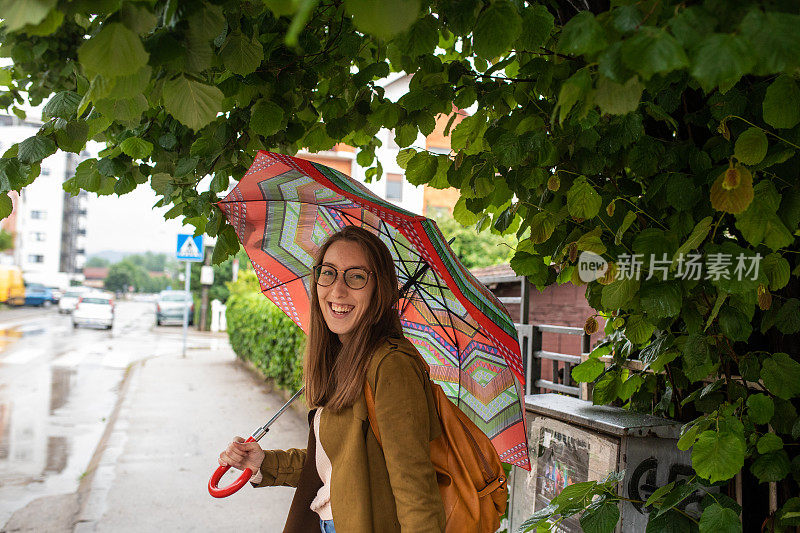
[52,350,87,368]
[0,350,42,365]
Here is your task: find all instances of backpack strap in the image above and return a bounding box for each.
[364,381,383,448]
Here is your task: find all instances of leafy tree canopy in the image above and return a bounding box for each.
[2,0,800,529]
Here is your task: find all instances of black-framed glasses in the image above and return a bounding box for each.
[313,265,373,290]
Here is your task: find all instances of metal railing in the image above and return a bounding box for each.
[516,323,590,398]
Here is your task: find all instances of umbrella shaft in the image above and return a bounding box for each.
[253,387,305,441]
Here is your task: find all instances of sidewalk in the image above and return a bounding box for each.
[73,340,309,532]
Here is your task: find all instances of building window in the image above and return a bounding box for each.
[30,210,46,219]
[386,173,403,201]
[30,232,46,242]
[40,167,51,176]
[28,254,44,263]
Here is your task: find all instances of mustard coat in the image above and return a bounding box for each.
[254,336,446,532]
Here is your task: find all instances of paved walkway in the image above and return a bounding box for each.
[73,341,308,531]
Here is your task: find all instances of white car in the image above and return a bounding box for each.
[72,294,114,329]
[58,288,89,314]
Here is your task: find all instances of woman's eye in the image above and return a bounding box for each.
[350,272,365,281]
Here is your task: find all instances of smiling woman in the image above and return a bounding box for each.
[218,226,445,533]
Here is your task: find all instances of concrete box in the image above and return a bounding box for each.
[509,394,702,532]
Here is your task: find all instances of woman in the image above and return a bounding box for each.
[218,226,445,533]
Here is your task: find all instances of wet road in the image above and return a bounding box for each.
[0,301,183,526]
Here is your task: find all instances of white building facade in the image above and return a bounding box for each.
[0,115,89,282]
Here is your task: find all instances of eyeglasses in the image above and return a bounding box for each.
[313,265,373,290]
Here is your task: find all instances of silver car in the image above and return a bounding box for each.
[156,290,194,326]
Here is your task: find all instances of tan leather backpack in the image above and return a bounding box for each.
[365,353,508,533]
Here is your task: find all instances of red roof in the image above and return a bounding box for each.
[82,267,109,279]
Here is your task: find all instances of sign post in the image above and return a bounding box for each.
[176,234,204,357]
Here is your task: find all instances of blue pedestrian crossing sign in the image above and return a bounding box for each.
[176,234,204,261]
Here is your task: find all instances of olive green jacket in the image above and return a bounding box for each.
[254,336,445,532]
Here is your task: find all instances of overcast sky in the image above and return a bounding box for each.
[84,187,195,256]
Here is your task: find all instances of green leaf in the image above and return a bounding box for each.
[405,152,438,186]
[557,11,607,56]
[567,176,601,219]
[594,76,643,115]
[494,133,524,168]
[747,394,774,425]
[579,500,620,533]
[757,433,783,454]
[516,5,553,51]
[735,181,793,250]
[739,9,800,74]
[691,430,745,483]
[761,352,800,400]
[510,252,548,286]
[774,298,800,335]
[453,196,480,226]
[106,66,152,99]
[0,0,56,32]
[640,282,682,319]
[42,91,81,120]
[690,34,753,92]
[396,148,416,169]
[762,75,800,130]
[672,216,712,266]
[74,159,102,192]
[555,68,592,124]
[473,1,522,59]
[601,278,639,309]
[751,450,790,483]
[220,31,264,76]
[572,358,605,383]
[250,100,285,138]
[593,371,621,405]
[346,0,420,40]
[188,3,225,41]
[77,23,149,78]
[163,76,224,131]
[119,137,153,159]
[625,314,655,344]
[17,136,56,165]
[114,173,137,195]
[54,120,89,154]
[0,193,13,219]
[94,95,148,123]
[621,27,689,81]
[699,503,741,533]
[682,334,713,382]
[0,159,30,192]
[734,127,768,165]
[529,211,557,244]
[718,306,752,342]
[762,253,790,291]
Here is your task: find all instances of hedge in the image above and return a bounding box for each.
[225,271,304,392]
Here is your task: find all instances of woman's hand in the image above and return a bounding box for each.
[218,436,266,473]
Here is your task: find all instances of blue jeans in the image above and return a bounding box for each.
[319,519,335,533]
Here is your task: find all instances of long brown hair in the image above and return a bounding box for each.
[304,225,403,411]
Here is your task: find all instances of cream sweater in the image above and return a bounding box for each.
[309,408,333,520]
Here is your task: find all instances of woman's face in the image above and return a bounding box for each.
[316,240,375,343]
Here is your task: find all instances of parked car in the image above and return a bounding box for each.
[156,290,194,326]
[72,294,114,329]
[48,287,63,303]
[58,288,89,314]
[0,266,25,306]
[24,283,56,307]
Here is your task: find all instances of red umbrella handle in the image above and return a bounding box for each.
[208,436,255,498]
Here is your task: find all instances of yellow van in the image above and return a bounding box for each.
[0,266,25,306]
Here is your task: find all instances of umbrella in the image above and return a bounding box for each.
[216,151,530,471]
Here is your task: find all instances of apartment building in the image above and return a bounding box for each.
[0,115,89,281]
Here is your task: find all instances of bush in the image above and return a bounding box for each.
[225,271,304,392]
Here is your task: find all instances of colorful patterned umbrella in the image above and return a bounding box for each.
[217,151,530,470]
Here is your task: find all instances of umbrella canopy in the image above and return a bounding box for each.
[218,151,530,470]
